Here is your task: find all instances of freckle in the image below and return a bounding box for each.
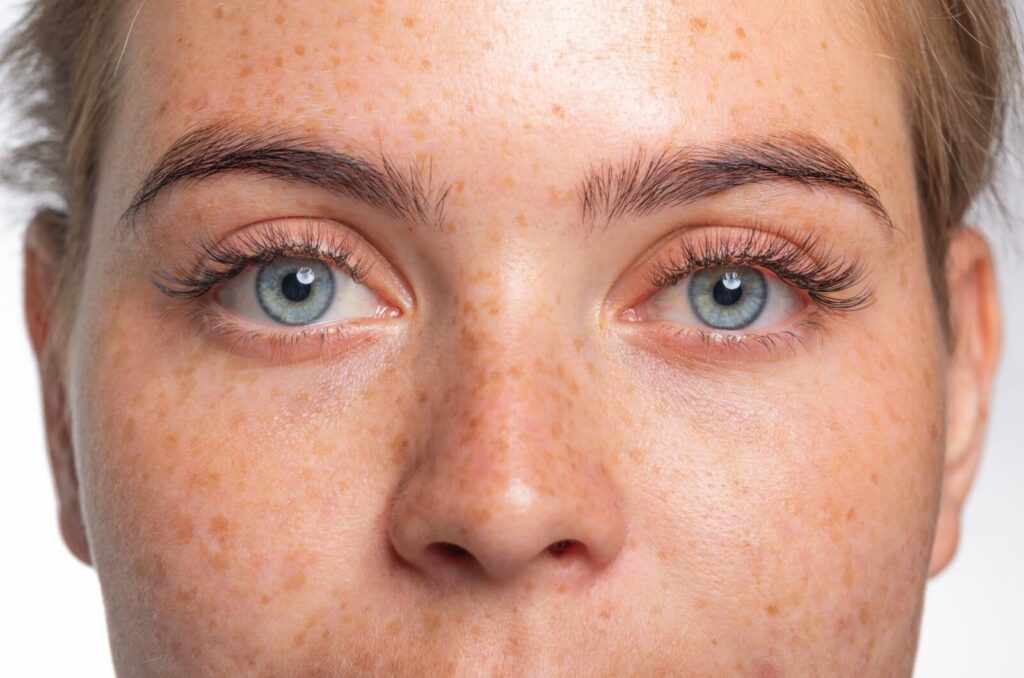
[735,26,747,38]
[402,15,417,28]
[551,103,566,118]
[728,50,744,60]
[707,93,716,103]
[122,416,137,442]
[294,44,306,56]
[765,603,779,616]
[846,507,856,522]
[274,13,285,25]
[820,40,829,50]
[274,55,284,68]
[284,571,307,591]
[213,6,223,19]
[175,518,194,543]
[239,66,252,79]
[690,16,708,31]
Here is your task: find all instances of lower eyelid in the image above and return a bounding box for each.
[617,306,829,365]
[185,302,395,362]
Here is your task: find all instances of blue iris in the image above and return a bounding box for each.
[256,257,335,326]
[687,266,767,330]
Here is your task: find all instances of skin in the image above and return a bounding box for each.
[23,1,1001,675]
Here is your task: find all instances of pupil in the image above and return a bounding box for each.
[712,276,743,306]
[281,272,313,302]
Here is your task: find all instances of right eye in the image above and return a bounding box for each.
[216,256,392,328]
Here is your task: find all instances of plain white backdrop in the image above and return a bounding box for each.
[0,2,1021,676]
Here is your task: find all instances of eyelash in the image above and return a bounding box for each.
[153,220,370,300]
[647,227,873,315]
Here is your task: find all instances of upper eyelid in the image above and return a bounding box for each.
[151,219,372,300]
[633,227,873,315]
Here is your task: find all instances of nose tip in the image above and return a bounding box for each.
[389,472,626,584]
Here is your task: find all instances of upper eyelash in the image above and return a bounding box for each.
[152,221,370,300]
[648,228,874,313]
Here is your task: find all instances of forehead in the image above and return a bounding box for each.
[107,0,912,222]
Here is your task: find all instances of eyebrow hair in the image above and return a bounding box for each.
[121,124,452,229]
[579,133,895,231]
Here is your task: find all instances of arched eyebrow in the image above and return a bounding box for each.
[120,123,452,230]
[578,133,895,232]
[123,126,893,235]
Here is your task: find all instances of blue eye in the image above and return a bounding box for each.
[256,257,335,326]
[687,266,767,330]
[216,255,388,328]
[639,264,801,332]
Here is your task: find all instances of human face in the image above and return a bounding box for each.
[35,0,992,674]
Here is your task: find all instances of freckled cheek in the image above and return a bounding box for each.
[73,322,419,643]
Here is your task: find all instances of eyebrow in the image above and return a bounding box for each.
[124,126,893,235]
[121,124,452,229]
[579,133,895,231]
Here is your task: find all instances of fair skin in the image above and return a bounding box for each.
[23,1,1000,675]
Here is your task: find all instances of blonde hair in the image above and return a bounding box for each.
[2,0,1020,310]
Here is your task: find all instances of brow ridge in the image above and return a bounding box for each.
[121,124,451,229]
[579,133,895,231]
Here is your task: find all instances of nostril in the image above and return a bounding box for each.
[547,539,580,558]
[430,542,472,561]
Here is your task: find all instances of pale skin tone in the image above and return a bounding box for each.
[22,1,1001,676]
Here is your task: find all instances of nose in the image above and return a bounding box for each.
[388,356,627,584]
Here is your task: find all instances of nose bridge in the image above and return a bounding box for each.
[387,285,627,582]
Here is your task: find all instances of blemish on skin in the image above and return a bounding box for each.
[690,16,708,31]
[121,416,137,443]
[284,571,307,591]
[820,40,829,50]
[728,50,744,61]
[735,26,747,38]
[274,13,285,26]
[294,44,307,56]
[402,15,417,28]
[765,603,779,616]
[551,103,566,118]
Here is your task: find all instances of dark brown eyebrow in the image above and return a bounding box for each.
[121,124,452,229]
[579,133,895,232]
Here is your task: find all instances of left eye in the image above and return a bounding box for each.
[216,256,388,327]
[639,265,803,331]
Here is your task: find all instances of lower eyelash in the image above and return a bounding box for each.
[652,311,832,365]
[649,227,873,314]
[185,303,376,363]
[153,220,367,301]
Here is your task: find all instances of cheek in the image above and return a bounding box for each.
[622,304,945,668]
[69,295,415,663]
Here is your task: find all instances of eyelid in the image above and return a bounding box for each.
[153,216,413,313]
[607,222,871,320]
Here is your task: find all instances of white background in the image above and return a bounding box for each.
[0,2,1021,676]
